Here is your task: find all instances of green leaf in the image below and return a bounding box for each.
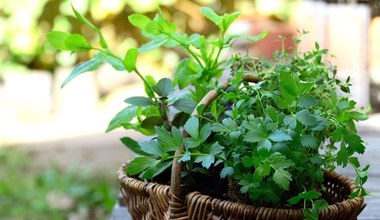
[124,96,154,106]
[301,135,317,149]
[156,126,183,152]
[220,167,234,178]
[288,191,322,205]
[268,130,292,142]
[128,14,152,30]
[200,7,221,28]
[351,111,368,121]
[210,123,229,133]
[343,133,365,154]
[151,161,172,178]
[71,5,108,49]
[199,123,212,142]
[296,109,318,127]
[46,31,70,50]
[138,35,168,52]
[279,71,299,97]
[284,115,297,129]
[173,58,202,89]
[123,48,138,72]
[178,151,191,162]
[172,98,196,114]
[106,106,137,132]
[141,116,163,129]
[225,31,269,44]
[61,53,104,88]
[172,112,189,128]
[102,54,125,71]
[184,116,199,139]
[152,78,174,97]
[256,163,271,178]
[298,95,318,108]
[242,156,254,168]
[64,34,91,52]
[126,157,159,176]
[139,140,164,157]
[273,169,292,190]
[209,142,223,155]
[195,155,215,169]
[222,118,237,130]
[221,11,240,33]
[120,137,150,156]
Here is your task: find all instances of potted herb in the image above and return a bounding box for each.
[47,6,368,220]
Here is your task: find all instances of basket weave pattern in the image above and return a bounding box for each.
[118,75,366,219]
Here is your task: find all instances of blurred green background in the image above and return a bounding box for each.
[0,0,378,219]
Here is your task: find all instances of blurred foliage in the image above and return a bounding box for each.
[0,0,242,75]
[0,148,117,219]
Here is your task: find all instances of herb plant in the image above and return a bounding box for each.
[47,6,369,220]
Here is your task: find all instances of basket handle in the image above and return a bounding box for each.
[169,74,260,217]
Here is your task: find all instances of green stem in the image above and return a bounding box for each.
[163,33,204,68]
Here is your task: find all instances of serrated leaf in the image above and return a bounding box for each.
[141,116,163,129]
[120,137,150,156]
[299,95,318,108]
[268,130,292,142]
[123,48,138,72]
[184,138,200,149]
[139,140,163,157]
[220,167,234,178]
[152,78,174,97]
[126,157,159,176]
[273,169,292,190]
[301,135,318,149]
[61,52,103,88]
[178,151,191,162]
[209,142,223,155]
[284,115,297,129]
[222,118,236,130]
[184,116,199,139]
[195,155,215,169]
[343,133,365,154]
[296,109,318,127]
[244,132,266,143]
[46,31,70,50]
[128,14,152,30]
[106,106,137,132]
[156,126,183,152]
[221,11,240,33]
[64,34,92,51]
[210,123,229,132]
[172,98,196,114]
[124,96,154,106]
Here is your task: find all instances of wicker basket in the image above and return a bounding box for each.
[118,75,366,220]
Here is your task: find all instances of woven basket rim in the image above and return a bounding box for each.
[117,162,364,213]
